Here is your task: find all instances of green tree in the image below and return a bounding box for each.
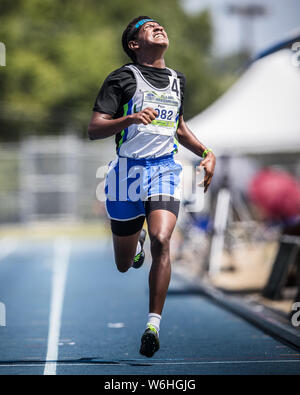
[0,0,234,141]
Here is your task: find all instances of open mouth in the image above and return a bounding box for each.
[153,33,165,39]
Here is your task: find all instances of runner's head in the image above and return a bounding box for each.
[122,16,168,62]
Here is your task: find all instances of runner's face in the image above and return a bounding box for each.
[136,21,169,49]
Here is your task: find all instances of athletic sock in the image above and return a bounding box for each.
[146,313,161,336]
[135,241,142,256]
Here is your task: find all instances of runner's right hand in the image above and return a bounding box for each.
[129,108,158,125]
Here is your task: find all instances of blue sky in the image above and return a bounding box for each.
[181,0,300,56]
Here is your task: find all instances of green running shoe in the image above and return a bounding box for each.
[132,229,146,269]
[139,324,160,358]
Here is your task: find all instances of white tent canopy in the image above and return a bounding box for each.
[180,49,300,159]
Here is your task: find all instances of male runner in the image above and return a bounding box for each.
[88,16,216,357]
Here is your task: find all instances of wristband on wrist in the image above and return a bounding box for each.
[202,148,213,158]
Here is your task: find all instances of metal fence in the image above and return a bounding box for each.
[0,135,115,223]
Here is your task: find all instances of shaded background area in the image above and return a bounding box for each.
[0,0,232,140]
[0,0,243,225]
[0,0,237,224]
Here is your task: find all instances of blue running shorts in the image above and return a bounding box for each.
[105,154,182,221]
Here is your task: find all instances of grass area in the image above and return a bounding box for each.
[0,220,110,239]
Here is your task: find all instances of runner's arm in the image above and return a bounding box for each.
[87,109,158,140]
[176,115,216,192]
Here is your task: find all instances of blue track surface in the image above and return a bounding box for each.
[0,238,299,375]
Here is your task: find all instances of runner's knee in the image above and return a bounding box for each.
[114,256,132,273]
[150,232,170,255]
[115,260,131,273]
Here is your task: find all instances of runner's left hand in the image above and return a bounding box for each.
[197,152,216,193]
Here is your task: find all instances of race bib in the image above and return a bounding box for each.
[137,91,180,136]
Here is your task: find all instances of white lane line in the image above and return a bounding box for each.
[0,237,17,262]
[44,237,71,376]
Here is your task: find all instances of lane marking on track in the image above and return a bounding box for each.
[43,237,71,376]
[1,359,300,369]
[0,237,17,262]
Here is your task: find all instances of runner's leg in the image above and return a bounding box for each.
[146,209,177,315]
[112,231,142,273]
[111,216,145,272]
